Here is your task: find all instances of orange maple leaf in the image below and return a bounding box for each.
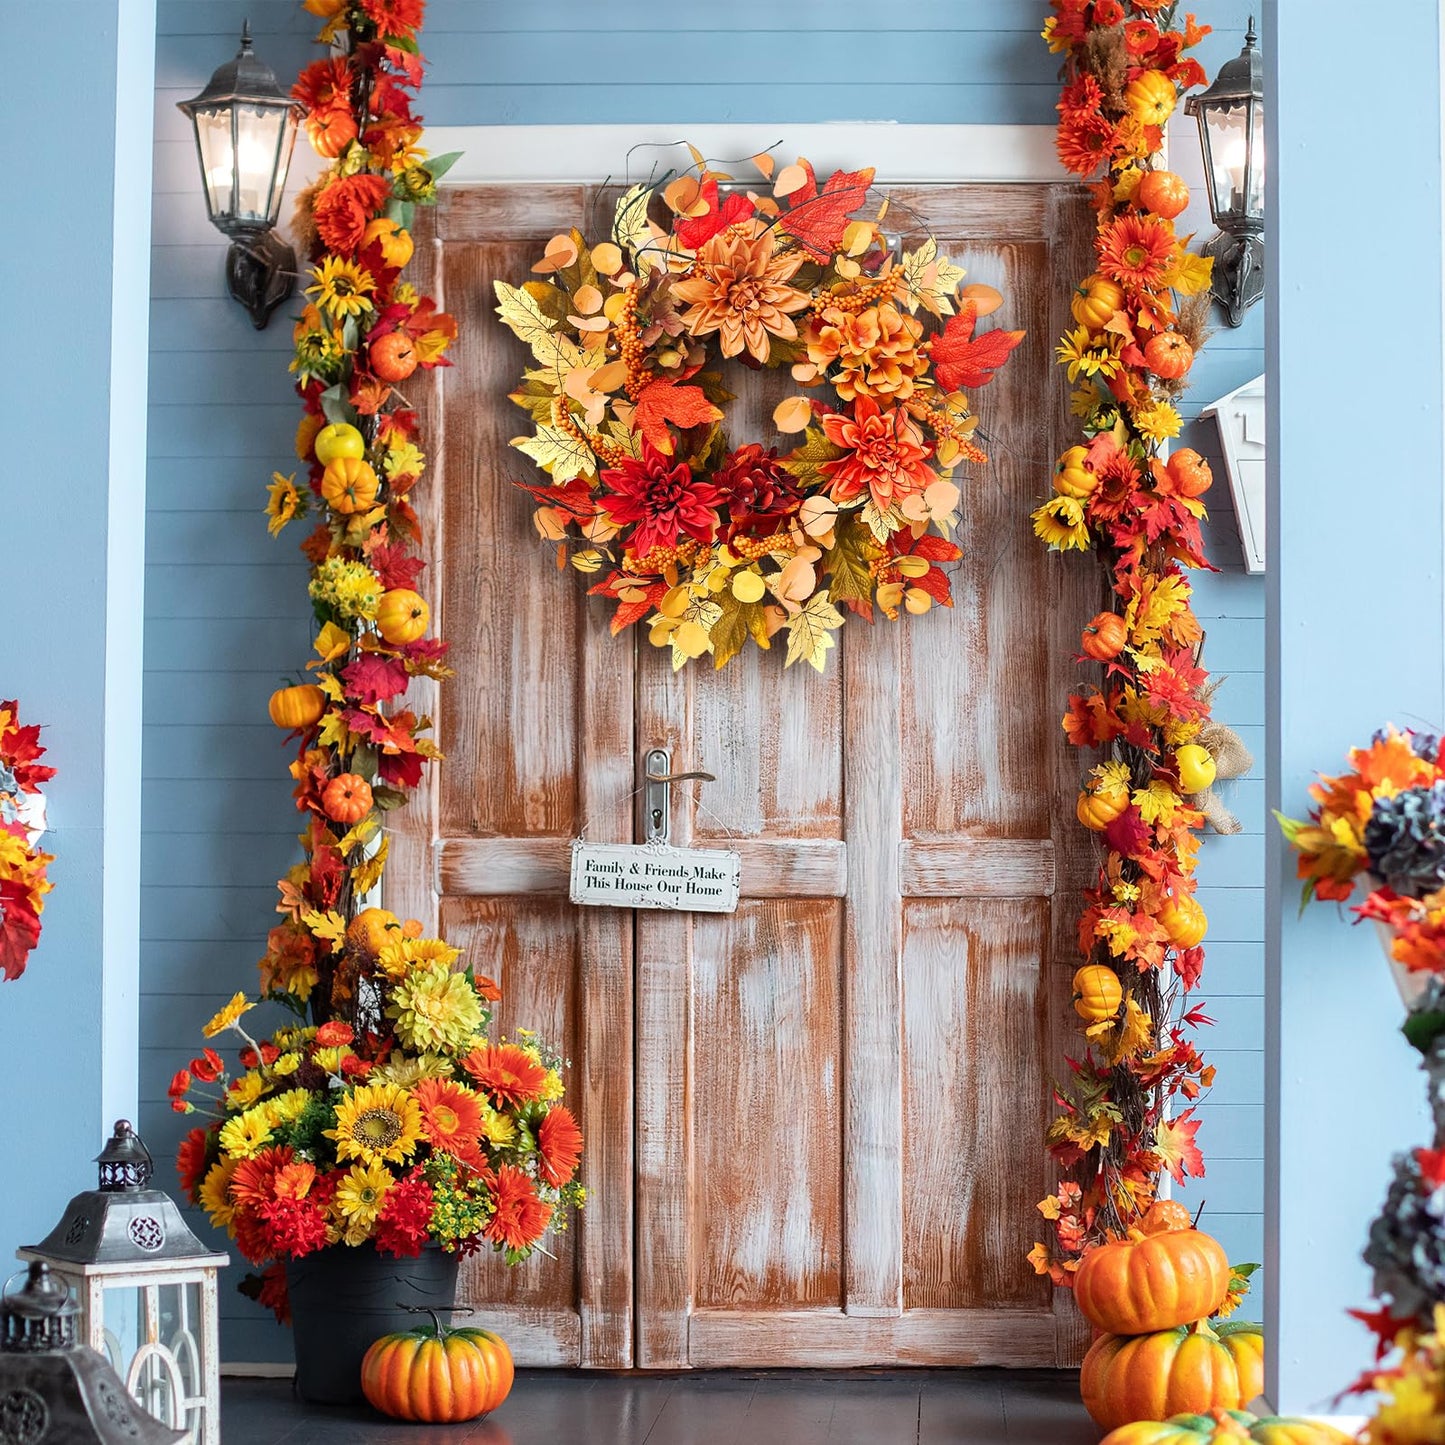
[1151,1109,1205,1185]
[929,302,1026,392]
[632,380,723,456]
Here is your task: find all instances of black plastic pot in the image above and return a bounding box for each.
[285,1245,460,1404]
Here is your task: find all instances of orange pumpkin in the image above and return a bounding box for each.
[1103,1415,1351,1445]
[321,457,381,515]
[370,331,419,383]
[347,907,400,957]
[1078,780,1131,831]
[361,1315,513,1423]
[1074,1222,1230,1335]
[1145,332,1195,380]
[1073,964,1123,1022]
[1072,274,1126,331]
[268,683,326,731]
[1140,1199,1195,1236]
[376,588,430,645]
[1137,169,1190,220]
[1159,893,1208,950]
[1082,611,1128,661]
[1125,69,1178,126]
[1082,1321,1265,1432]
[1054,444,1098,500]
[321,773,373,825]
[1167,448,1214,499]
[306,108,358,160]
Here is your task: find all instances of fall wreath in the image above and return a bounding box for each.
[495,150,1025,672]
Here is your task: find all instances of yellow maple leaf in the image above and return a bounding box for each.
[308,622,352,669]
[784,595,845,673]
[316,711,353,753]
[1027,1242,1053,1276]
[300,909,347,953]
[1037,1195,1063,1221]
[351,836,390,896]
[1127,574,1192,647]
[493,279,558,352]
[1134,780,1182,826]
[898,236,968,317]
[1101,997,1154,1065]
[513,419,599,479]
[336,816,381,854]
[1163,248,1215,296]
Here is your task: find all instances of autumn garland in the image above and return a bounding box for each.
[0,701,55,981]
[496,150,1024,672]
[1029,1,1226,1284]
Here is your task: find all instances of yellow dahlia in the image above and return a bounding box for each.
[327,1082,423,1165]
[386,963,483,1053]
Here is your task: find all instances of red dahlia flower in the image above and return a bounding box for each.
[713,443,803,542]
[600,442,723,560]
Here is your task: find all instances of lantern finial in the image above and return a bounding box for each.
[95,1120,153,1193]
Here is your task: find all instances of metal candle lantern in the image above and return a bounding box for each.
[0,1261,186,1445]
[19,1122,227,1445]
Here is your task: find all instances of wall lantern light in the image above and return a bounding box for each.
[19,1121,227,1445]
[177,22,300,329]
[1184,16,1265,327]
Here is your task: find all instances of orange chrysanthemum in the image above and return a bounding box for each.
[359,0,425,40]
[1056,112,1120,177]
[484,1164,554,1252]
[1096,214,1175,293]
[413,1077,485,1161]
[313,173,394,257]
[537,1106,584,1187]
[672,219,810,364]
[462,1043,550,1108]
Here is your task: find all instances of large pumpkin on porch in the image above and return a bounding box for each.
[1081,1320,1265,1431]
[361,1318,514,1423]
[1100,1411,1353,1445]
[1074,1216,1230,1335]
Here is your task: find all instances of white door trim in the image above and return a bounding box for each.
[428,123,1065,186]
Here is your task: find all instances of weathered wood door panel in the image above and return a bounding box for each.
[396,182,1097,1369]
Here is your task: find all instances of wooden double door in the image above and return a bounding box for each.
[391,181,1097,1369]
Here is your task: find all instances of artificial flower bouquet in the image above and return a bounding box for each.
[170,907,584,1321]
[0,701,55,981]
[1277,725,1445,1005]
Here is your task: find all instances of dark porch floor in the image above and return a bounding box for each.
[222,1369,1094,1444]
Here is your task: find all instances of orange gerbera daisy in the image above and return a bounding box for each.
[1096,214,1175,293]
[1056,112,1119,177]
[229,1146,296,1209]
[484,1164,554,1253]
[413,1077,485,1161]
[537,1106,584,1187]
[673,219,810,363]
[462,1043,550,1108]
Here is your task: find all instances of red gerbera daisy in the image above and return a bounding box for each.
[176,1127,212,1199]
[359,0,426,41]
[484,1164,554,1253]
[1096,214,1176,293]
[462,1043,550,1109]
[537,1106,584,1187]
[600,442,723,561]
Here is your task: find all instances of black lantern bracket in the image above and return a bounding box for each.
[226,228,298,330]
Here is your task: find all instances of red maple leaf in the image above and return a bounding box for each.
[0,881,41,980]
[367,541,425,592]
[308,844,346,910]
[674,179,755,249]
[342,655,411,707]
[378,750,425,789]
[515,475,600,520]
[778,166,875,261]
[1151,1109,1205,1185]
[1173,945,1205,990]
[344,709,418,754]
[929,303,1027,392]
[1349,1306,1410,1362]
[632,380,723,456]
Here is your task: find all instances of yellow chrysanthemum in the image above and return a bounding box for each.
[1132,400,1182,443]
[202,991,254,1039]
[271,1052,302,1077]
[332,1159,393,1234]
[387,963,484,1054]
[377,934,462,979]
[218,1108,273,1160]
[263,1088,313,1127]
[199,1159,239,1228]
[225,1072,267,1111]
[306,255,376,319]
[541,1069,565,1103]
[265,472,305,538]
[372,1052,453,1088]
[480,1105,517,1149]
[308,556,383,621]
[327,1082,423,1165]
[312,1046,350,1073]
[273,1025,317,1050]
[1031,496,1092,553]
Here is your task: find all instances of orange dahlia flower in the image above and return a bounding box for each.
[819,397,935,511]
[806,303,927,402]
[673,219,810,363]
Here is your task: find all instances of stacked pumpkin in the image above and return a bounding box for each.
[1100,1412,1354,1445]
[1077,1201,1264,1432]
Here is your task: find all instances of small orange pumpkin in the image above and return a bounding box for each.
[1125,69,1178,126]
[1072,274,1126,331]
[321,457,381,515]
[306,108,358,160]
[1145,332,1195,380]
[1082,611,1129,661]
[347,907,401,957]
[1167,448,1214,499]
[268,684,326,731]
[1140,1199,1195,1236]
[376,588,430,645]
[361,217,415,270]
[361,1314,513,1423]
[1074,1221,1230,1336]
[1082,1320,1265,1432]
[1137,169,1190,220]
[370,331,419,383]
[1078,779,1131,831]
[1101,1413,1353,1445]
[322,773,373,824]
[1054,444,1098,500]
[1073,964,1123,1022]
[1159,893,1208,950]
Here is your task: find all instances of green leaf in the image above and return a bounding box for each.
[426,151,463,181]
[1272,809,1304,844]
[824,519,877,614]
[1404,1010,1445,1055]
[319,384,356,427]
[779,424,844,490]
[341,315,360,352]
[709,595,762,670]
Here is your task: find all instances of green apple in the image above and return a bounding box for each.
[314,422,366,466]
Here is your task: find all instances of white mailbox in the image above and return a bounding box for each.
[1200,373,1266,574]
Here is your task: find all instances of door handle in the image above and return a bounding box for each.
[641,749,716,845]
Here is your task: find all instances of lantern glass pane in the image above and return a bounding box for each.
[1244,99,1265,218]
[192,108,235,220]
[234,104,287,227]
[1204,101,1250,222]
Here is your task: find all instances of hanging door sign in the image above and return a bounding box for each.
[569,840,741,914]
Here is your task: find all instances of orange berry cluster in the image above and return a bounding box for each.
[617,282,650,402]
[808,269,898,316]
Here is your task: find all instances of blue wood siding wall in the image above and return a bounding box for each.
[146,0,1263,1360]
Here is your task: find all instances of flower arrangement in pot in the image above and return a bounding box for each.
[169,907,583,1404]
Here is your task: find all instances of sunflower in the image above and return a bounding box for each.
[673,219,810,363]
[199,1158,239,1228]
[413,1077,485,1159]
[1055,328,1121,384]
[484,1164,554,1253]
[327,1082,423,1165]
[537,1106,584,1187]
[306,255,377,319]
[203,991,254,1039]
[462,1043,551,1109]
[386,963,484,1053]
[1096,214,1175,294]
[219,1107,274,1160]
[333,1158,394,1238]
[1031,496,1092,553]
[265,472,305,538]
